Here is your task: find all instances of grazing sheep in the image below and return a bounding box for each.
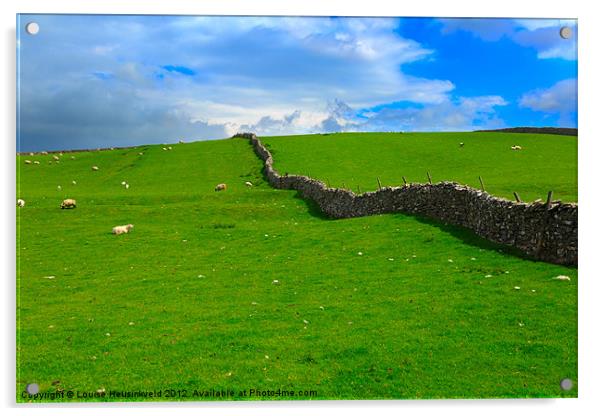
[33,161,40,165]
[60,198,76,209]
[162,147,167,151]
[511,145,522,150]
[112,224,134,235]
[215,183,227,191]
[28,152,34,156]
[92,166,99,171]
[57,185,62,191]
[70,156,75,160]
[245,181,253,187]
[553,275,571,281]
[52,155,60,161]
[72,180,77,185]
[41,151,48,155]
[179,140,184,144]
[459,142,464,147]
[167,146,172,150]
[17,199,25,207]
[24,160,32,164]
[121,181,127,186]
[125,183,130,189]
[138,152,144,155]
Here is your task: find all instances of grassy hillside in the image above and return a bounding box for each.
[16,135,577,401]
[261,132,577,203]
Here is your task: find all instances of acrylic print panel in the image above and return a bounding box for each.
[16,14,578,402]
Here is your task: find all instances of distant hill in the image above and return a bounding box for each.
[475,127,578,136]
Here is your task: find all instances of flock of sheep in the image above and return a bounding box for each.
[19,153,136,235]
[18,146,256,236]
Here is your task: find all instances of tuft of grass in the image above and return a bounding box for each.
[16,134,577,401]
[211,223,236,229]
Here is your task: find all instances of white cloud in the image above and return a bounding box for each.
[519,79,577,113]
[514,19,576,31]
[351,95,508,132]
[438,18,577,61]
[230,95,508,136]
[19,15,460,150]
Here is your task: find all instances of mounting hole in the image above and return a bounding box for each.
[25,22,40,35]
[559,26,572,40]
[560,378,574,391]
[26,383,39,394]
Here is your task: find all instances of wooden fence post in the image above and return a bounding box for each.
[377,177,382,190]
[513,192,522,203]
[478,176,485,192]
[427,172,432,184]
[545,191,553,209]
[402,176,407,186]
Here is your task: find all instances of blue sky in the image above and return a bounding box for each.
[17,15,577,151]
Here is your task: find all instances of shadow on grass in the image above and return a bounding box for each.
[290,188,575,266]
[413,215,576,268]
[292,192,329,220]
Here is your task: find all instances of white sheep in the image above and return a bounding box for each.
[24,160,32,164]
[72,180,77,185]
[511,145,522,150]
[215,183,227,191]
[52,155,60,161]
[60,198,76,209]
[17,199,25,207]
[41,151,48,155]
[167,146,172,150]
[553,275,571,281]
[92,166,99,171]
[459,142,464,147]
[33,161,40,165]
[121,181,127,186]
[245,181,253,187]
[112,224,134,235]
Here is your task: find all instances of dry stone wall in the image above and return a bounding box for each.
[234,133,578,266]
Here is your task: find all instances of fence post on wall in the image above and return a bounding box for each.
[427,171,432,184]
[478,176,485,192]
[402,176,407,186]
[546,191,553,210]
[377,177,382,190]
[513,192,522,203]
[357,185,361,194]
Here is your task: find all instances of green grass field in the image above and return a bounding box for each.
[16,133,577,401]
[261,132,577,203]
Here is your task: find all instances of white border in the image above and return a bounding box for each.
[2,1,600,415]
